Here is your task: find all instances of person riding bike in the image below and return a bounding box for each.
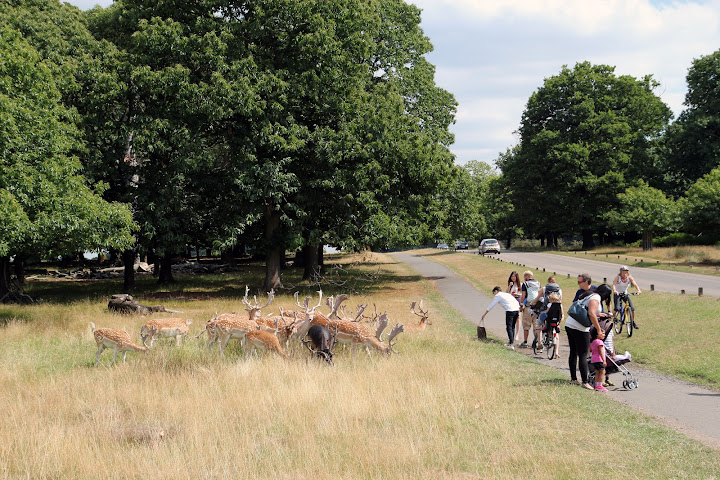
[612,266,641,329]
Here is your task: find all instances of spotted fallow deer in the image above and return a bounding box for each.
[241,286,275,321]
[213,313,261,355]
[196,316,220,350]
[242,329,290,358]
[91,322,152,366]
[404,300,431,331]
[140,318,192,347]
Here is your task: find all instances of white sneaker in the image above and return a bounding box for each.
[505,343,515,350]
[625,351,632,361]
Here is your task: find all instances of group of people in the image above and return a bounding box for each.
[479,266,641,392]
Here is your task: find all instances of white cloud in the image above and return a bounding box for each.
[412,0,720,165]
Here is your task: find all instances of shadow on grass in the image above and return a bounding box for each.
[12,259,426,308]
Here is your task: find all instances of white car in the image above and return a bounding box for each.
[436,243,449,249]
[479,239,501,255]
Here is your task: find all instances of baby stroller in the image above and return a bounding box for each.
[588,349,638,390]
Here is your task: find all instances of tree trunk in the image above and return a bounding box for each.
[642,231,654,251]
[302,243,320,280]
[123,249,136,291]
[540,236,545,248]
[506,236,512,249]
[0,256,11,302]
[157,254,175,284]
[581,230,595,250]
[263,207,283,290]
[13,256,25,285]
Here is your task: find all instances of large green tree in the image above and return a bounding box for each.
[680,166,720,241]
[607,181,677,250]
[661,49,720,197]
[0,21,134,301]
[498,62,672,248]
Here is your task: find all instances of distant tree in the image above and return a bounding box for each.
[680,166,720,241]
[661,49,720,197]
[607,181,677,250]
[498,62,672,249]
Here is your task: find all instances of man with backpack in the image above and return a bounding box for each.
[518,271,541,348]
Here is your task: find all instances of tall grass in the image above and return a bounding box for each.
[0,253,719,478]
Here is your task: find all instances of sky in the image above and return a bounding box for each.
[67,0,720,166]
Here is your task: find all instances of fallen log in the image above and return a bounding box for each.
[108,294,183,315]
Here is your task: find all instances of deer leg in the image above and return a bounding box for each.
[95,345,105,366]
[122,351,127,364]
[365,345,372,357]
[110,346,119,366]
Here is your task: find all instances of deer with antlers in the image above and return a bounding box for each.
[241,286,275,321]
[404,300,432,331]
[91,322,153,366]
[302,324,338,365]
[309,291,404,356]
[213,313,262,355]
[140,318,192,347]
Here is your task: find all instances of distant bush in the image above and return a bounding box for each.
[654,233,705,247]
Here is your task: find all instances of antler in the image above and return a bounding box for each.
[387,323,405,354]
[352,303,367,322]
[327,294,349,320]
[242,287,275,317]
[375,312,389,339]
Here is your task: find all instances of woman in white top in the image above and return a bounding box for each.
[612,266,642,328]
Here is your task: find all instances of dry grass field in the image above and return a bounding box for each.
[417,248,720,389]
[0,253,719,479]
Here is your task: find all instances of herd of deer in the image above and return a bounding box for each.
[90,288,432,366]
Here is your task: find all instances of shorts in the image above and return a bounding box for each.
[592,362,605,371]
[522,308,534,330]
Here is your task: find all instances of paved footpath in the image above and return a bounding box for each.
[393,251,720,450]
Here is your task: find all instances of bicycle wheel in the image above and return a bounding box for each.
[546,340,556,360]
[627,307,633,337]
[613,309,623,334]
[533,336,540,355]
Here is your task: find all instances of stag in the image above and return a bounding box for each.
[302,324,338,365]
[405,300,431,331]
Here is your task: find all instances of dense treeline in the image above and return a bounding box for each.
[1,0,474,296]
[2,0,718,301]
[492,54,720,250]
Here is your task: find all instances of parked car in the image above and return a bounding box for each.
[479,238,501,255]
[436,243,449,250]
[454,241,469,250]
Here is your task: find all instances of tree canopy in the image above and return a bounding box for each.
[497,62,672,248]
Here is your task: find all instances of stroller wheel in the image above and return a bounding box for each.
[630,380,638,389]
[623,380,629,389]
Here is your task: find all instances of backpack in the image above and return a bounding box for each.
[568,295,592,327]
[523,279,541,304]
[543,282,560,303]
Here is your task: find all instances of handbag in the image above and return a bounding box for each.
[568,298,591,327]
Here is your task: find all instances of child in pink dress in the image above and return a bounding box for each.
[590,329,608,392]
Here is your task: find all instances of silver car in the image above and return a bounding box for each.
[479,238,501,255]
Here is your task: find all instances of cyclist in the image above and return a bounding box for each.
[612,266,642,329]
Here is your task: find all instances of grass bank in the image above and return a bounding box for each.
[414,249,720,390]
[0,253,718,478]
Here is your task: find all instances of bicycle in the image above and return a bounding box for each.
[533,320,559,360]
[613,292,637,337]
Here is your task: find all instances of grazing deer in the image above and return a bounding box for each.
[242,329,289,359]
[405,301,431,331]
[213,313,260,355]
[302,324,338,365]
[140,318,192,347]
[91,322,152,366]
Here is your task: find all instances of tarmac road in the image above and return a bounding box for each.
[477,250,720,297]
[393,251,720,450]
